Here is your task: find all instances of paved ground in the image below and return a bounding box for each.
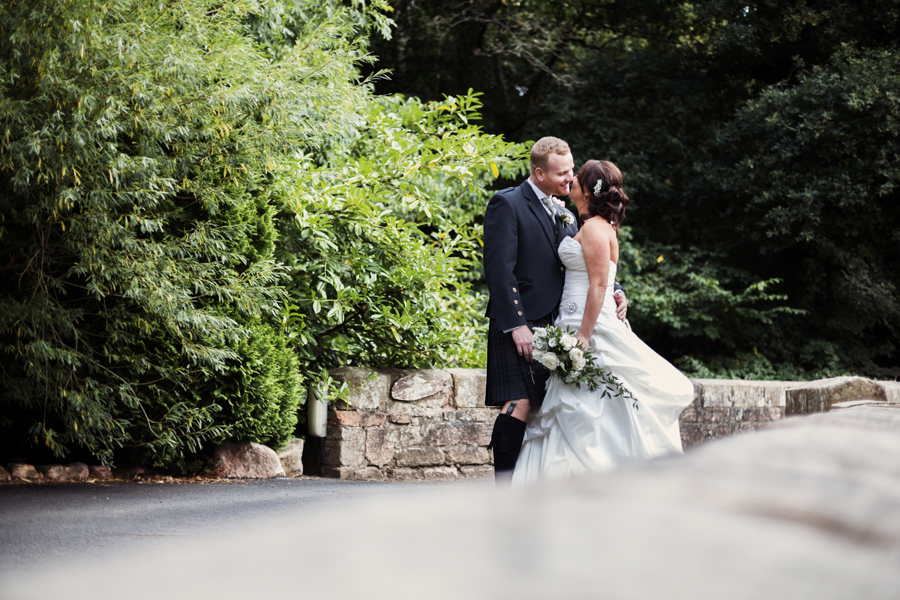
[3,405,899,600]
[0,476,487,579]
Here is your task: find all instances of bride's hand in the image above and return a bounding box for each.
[575,333,591,350]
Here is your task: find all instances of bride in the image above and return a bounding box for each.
[512,160,695,484]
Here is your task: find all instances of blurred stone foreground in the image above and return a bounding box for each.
[5,402,900,600]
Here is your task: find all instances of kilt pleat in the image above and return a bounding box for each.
[485,313,555,407]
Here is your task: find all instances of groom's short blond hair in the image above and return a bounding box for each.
[530,137,571,175]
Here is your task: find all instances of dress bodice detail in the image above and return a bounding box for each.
[558,236,616,300]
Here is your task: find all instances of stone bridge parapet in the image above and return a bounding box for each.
[320,368,900,481]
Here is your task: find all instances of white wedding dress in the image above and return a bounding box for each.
[512,236,695,485]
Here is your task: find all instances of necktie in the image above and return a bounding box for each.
[541,196,559,222]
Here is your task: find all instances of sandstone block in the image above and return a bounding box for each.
[680,423,732,451]
[423,466,459,480]
[445,444,490,465]
[447,368,488,408]
[324,428,366,468]
[277,438,305,477]
[697,407,731,423]
[391,370,452,408]
[212,443,285,479]
[424,423,463,446]
[89,465,112,480]
[475,423,493,447]
[693,379,788,408]
[359,411,387,427]
[329,409,360,427]
[389,412,411,424]
[330,367,391,410]
[679,400,698,423]
[395,446,444,467]
[323,466,383,480]
[393,422,426,448]
[880,380,900,404]
[456,408,495,422]
[459,465,494,479]
[327,422,368,442]
[9,463,42,481]
[365,428,394,467]
[786,377,888,416]
[386,467,422,481]
[324,466,384,481]
[408,406,444,419]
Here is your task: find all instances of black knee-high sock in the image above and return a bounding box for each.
[489,413,527,475]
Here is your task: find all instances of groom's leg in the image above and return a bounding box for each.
[489,398,530,483]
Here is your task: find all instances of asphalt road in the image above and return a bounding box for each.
[0,476,483,579]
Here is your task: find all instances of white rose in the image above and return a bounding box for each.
[532,327,547,337]
[561,333,577,351]
[569,348,587,371]
[547,337,557,348]
[542,352,560,370]
[532,350,545,362]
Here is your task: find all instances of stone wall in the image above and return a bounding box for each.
[679,379,789,450]
[321,368,900,480]
[322,367,494,481]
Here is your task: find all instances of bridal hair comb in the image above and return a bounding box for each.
[593,179,603,196]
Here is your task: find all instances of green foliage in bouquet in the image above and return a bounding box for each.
[532,326,639,410]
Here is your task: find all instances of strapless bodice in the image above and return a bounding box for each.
[558,236,617,288]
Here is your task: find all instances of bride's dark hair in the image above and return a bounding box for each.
[576,160,629,230]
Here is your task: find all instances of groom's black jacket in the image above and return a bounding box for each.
[484,181,579,332]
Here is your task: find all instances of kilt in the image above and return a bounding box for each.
[485,312,555,408]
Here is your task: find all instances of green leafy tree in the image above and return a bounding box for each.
[0,0,380,465]
[277,91,528,373]
[369,0,900,377]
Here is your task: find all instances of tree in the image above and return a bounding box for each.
[368,0,900,377]
[277,91,528,373]
[0,0,377,465]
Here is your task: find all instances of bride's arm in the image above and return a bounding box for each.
[576,219,612,348]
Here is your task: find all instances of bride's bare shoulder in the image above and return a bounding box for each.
[580,216,614,238]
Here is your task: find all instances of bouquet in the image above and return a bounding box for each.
[532,326,639,410]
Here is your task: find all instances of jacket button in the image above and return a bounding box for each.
[518,311,523,316]
[512,287,517,292]
[514,300,518,304]
[560,266,565,272]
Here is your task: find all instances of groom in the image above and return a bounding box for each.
[483,137,627,481]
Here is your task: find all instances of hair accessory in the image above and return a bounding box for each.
[593,179,603,196]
